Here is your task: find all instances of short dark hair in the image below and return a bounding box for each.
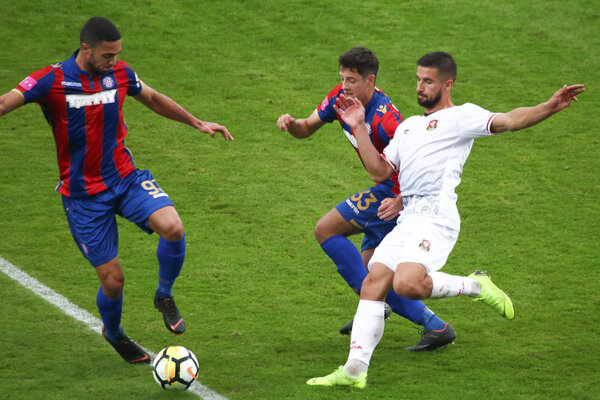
[80,17,121,47]
[417,52,457,81]
[338,47,379,78]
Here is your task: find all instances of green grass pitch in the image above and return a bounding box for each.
[1,0,599,399]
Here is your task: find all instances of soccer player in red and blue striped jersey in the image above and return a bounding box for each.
[277,47,455,350]
[0,17,233,364]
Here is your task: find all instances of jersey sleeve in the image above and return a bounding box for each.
[15,66,55,104]
[381,124,403,172]
[116,61,143,96]
[378,106,403,139]
[316,84,342,123]
[457,103,497,139]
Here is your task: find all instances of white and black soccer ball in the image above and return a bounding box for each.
[152,346,199,391]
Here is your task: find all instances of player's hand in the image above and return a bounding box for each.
[377,196,403,221]
[195,120,234,141]
[549,84,585,113]
[277,114,297,131]
[333,93,365,129]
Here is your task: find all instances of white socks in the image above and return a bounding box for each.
[429,271,479,298]
[345,300,385,377]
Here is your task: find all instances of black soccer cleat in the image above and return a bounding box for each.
[339,303,391,335]
[339,319,354,335]
[102,327,150,364]
[404,323,456,352]
[154,294,186,335]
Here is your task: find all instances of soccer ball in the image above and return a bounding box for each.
[152,346,199,391]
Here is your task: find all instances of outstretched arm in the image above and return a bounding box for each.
[491,84,584,134]
[0,90,25,118]
[333,93,395,182]
[134,82,233,141]
[277,109,326,138]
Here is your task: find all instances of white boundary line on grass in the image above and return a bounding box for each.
[0,255,228,400]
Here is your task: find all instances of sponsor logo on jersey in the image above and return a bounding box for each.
[319,95,330,111]
[18,76,38,91]
[419,239,431,252]
[66,89,117,109]
[102,76,115,89]
[426,119,438,131]
[61,81,83,88]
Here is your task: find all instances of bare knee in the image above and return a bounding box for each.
[160,218,184,241]
[314,216,332,244]
[360,273,390,302]
[149,207,185,241]
[96,259,125,299]
[104,272,125,295]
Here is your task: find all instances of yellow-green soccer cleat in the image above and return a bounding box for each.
[307,366,367,389]
[468,270,514,320]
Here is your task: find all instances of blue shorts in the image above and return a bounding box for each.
[62,169,174,267]
[335,182,398,252]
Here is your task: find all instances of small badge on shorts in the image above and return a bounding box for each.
[419,239,431,252]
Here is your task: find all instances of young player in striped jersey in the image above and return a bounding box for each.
[0,17,233,364]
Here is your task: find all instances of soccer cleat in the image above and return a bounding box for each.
[404,323,456,351]
[468,270,514,320]
[154,294,186,334]
[307,366,367,388]
[340,303,391,335]
[102,327,150,364]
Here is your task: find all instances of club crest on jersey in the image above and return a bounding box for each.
[419,239,431,252]
[102,76,115,89]
[426,119,438,131]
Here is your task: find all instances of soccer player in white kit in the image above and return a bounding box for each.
[307,52,585,388]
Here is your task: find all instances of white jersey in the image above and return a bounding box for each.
[382,103,497,231]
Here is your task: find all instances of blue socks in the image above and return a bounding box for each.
[320,235,448,330]
[97,288,124,343]
[156,235,186,299]
[418,306,448,331]
[320,235,366,293]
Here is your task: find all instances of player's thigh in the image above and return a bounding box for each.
[314,207,361,243]
[117,169,176,235]
[62,194,119,267]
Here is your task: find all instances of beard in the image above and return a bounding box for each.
[87,54,111,75]
[417,91,442,109]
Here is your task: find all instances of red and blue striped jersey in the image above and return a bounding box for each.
[317,84,403,194]
[15,50,143,198]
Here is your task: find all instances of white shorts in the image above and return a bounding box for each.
[368,215,459,273]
